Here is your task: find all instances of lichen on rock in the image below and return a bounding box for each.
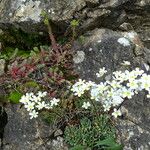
[73,51,85,64]
[14,0,42,22]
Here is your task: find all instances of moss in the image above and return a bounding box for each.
[0,27,49,50]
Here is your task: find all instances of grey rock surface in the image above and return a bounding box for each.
[124,0,150,49]
[0,0,86,33]
[73,28,145,81]
[0,0,149,35]
[73,28,150,149]
[3,104,68,150]
[0,0,149,50]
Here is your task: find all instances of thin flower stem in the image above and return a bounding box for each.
[88,98,101,122]
[47,21,58,51]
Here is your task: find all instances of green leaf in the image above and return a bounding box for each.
[96,137,123,150]
[54,67,59,73]
[70,145,85,150]
[44,18,49,25]
[106,145,123,150]
[30,50,37,57]
[8,91,22,103]
[9,48,18,59]
[78,35,86,44]
[24,81,40,88]
[33,47,39,52]
[96,137,115,146]
[71,20,79,27]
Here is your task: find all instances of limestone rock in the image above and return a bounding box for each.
[0,0,149,49]
[144,48,150,64]
[0,0,86,33]
[117,95,150,150]
[124,0,150,48]
[51,136,68,150]
[73,28,145,81]
[99,0,130,8]
[3,104,68,150]
[0,0,148,34]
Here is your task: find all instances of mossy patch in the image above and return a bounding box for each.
[0,27,49,50]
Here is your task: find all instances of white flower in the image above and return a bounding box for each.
[113,71,127,82]
[37,91,47,97]
[50,98,60,107]
[97,82,108,92]
[26,92,34,98]
[86,81,96,87]
[44,104,52,109]
[140,74,150,82]
[108,80,122,89]
[96,67,107,78]
[36,101,46,110]
[125,70,138,81]
[71,79,89,97]
[139,74,150,90]
[117,37,130,46]
[133,68,144,76]
[112,108,122,118]
[106,89,114,98]
[103,103,111,112]
[76,79,85,85]
[90,87,100,101]
[141,82,150,91]
[112,95,124,106]
[30,95,41,103]
[25,101,35,111]
[29,110,38,119]
[20,95,29,104]
[121,61,131,66]
[127,80,139,90]
[121,88,134,99]
[82,102,91,109]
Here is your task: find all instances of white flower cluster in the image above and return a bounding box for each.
[20,91,60,119]
[71,67,150,118]
[82,102,91,109]
[71,79,95,97]
[96,67,107,78]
